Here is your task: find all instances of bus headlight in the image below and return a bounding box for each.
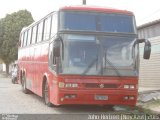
[129,96,135,100]
[58,82,65,88]
[130,85,135,89]
[124,85,129,89]
[124,85,135,89]
[65,83,78,88]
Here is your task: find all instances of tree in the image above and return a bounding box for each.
[0,10,34,74]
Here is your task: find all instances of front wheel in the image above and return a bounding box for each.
[43,82,52,107]
[22,75,30,94]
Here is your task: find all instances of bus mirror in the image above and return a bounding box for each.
[143,40,151,59]
[53,37,61,57]
[136,39,151,59]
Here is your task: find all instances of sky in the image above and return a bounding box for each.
[0,0,160,26]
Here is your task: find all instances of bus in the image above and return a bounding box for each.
[18,6,151,107]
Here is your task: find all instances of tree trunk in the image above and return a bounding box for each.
[5,63,9,75]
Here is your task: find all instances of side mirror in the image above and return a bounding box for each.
[143,40,151,59]
[53,37,61,57]
[136,39,151,59]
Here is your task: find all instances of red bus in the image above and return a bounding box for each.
[18,6,151,107]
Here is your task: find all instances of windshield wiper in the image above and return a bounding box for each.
[81,57,98,76]
[101,51,121,77]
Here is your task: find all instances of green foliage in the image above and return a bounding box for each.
[0,10,34,66]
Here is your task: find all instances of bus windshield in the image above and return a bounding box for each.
[60,11,136,33]
[60,34,138,76]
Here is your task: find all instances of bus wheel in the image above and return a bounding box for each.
[22,75,30,94]
[44,82,52,107]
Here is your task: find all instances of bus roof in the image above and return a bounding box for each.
[60,5,133,15]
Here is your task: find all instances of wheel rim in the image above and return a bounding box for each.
[44,83,49,104]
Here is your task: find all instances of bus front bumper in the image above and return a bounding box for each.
[56,89,137,106]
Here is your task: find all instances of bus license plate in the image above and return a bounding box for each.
[95,95,108,100]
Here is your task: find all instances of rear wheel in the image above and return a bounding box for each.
[22,74,30,94]
[43,82,52,107]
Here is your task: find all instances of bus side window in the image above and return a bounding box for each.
[23,31,28,47]
[31,25,38,44]
[37,21,44,43]
[53,52,57,65]
[27,28,32,46]
[44,16,51,41]
[50,13,58,38]
[20,33,24,47]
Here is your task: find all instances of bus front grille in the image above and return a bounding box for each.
[85,83,119,88]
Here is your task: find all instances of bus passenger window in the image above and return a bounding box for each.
[23,31,28,47]
[27,28,32,46]
[37,21,43,43]
[31,25,38,44]
[50,13,58,38]
[20,33,24,47]
[44,17,51,41]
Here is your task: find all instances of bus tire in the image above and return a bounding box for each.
[43,82,52,107]
[22,74,30,94]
